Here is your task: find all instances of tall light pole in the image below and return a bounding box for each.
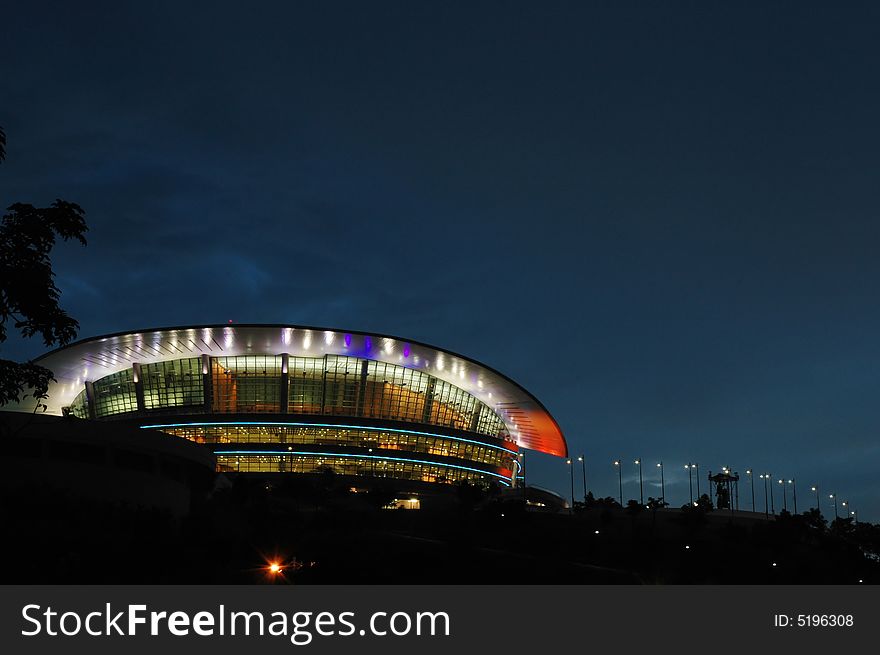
[519,452,526,504]
[656,461,665,504]
[788,479,797,514]
[694,462,701,500]
[613,460,623,506]
[746,469,755,512]
[829,493,838,519]
[768,473,775,514]
[578,455,587,503]
[734,471,740,510]
[778,479,787,512]
[759,474,769,517]
[850,509,858,522]
[634,459,643,504]
[566,458,574,511]
[685,464,694,504]
[811,485,820,513]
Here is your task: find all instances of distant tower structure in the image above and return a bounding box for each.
[708,470,740,510]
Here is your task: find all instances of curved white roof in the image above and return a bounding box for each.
[29,324,567,457]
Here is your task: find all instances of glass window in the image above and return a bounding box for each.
[142,357,203,409]
[93,369,137,417]
[69,389,90,418]
[215,453,501,487]
[83,353,511,440]
[211,356,282,413]
[158,423,516,471]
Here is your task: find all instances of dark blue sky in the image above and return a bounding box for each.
[2,1,879,520]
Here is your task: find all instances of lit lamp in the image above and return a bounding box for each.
[266,561,284,582]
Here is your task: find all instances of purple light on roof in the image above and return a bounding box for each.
[344,333,352,348]
[365,336,372,351]
[403,344,411,358]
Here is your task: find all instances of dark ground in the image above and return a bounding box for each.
[1,476,877,585]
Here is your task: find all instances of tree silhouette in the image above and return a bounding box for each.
[695,493,714,512]
[801,507,827,531]
[831,516,856,537]
[0,125,88,408]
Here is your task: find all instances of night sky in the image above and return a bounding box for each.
[2,1,879,520]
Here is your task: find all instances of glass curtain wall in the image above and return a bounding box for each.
[78,354,509,440]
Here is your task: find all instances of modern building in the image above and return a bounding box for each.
[13,325,567,491]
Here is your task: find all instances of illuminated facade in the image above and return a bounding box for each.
[18,325,567,489]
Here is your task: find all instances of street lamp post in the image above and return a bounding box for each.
[657,461,665,504]
[746,470,755,512]
[768,473,775,514]
[578,455,587,503]
[789,479,797,514]
[694,463,701,500]
[829,494,838,519]
[519,452,526,504]
[778,479,788,512]
[734,472,740,510]
[685,464,694,504]
[634,459,643,504]
[759,474,769,517]
[811,485,819,513]
[566,459,574,512]
[613,460,623,506]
